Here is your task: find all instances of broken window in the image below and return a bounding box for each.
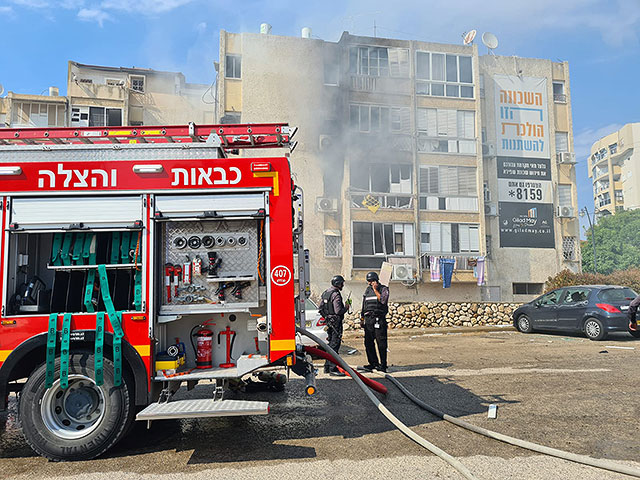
[352,222,415,268]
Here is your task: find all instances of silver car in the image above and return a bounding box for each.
[296,298,329,346]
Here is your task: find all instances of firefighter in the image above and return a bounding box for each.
[319,275,351,375]
[359,271,390,372]
[629,293,640,331]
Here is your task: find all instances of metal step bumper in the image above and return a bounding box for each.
[136,399,269,421]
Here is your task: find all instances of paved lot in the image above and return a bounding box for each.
[1,327,639,479]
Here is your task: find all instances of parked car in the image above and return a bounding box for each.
[513,285,640,341]
[296,298,329,346]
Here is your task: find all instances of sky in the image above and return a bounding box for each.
[1,0,639,236]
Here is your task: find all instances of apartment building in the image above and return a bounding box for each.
[217,28,580,302]
[0,88,67,128]
[67,62,212,127]
[588,123,640,215]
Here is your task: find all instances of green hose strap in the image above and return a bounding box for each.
[51,233,63,266]
[84,269,96,313]
[98,264,124,387]
[121,231,131,264]
[95,312,105,386]
[82,233,94,263]
[45,313,58,389]
[110,232,121,265]
[134,270,142,311]
[59,313,72,389]
[60,233,73,266]
[72,232,85,265]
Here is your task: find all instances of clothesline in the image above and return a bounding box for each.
[428,255,486,288]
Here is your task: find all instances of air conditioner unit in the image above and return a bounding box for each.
[557,152,577,164]
[316,197,338,213]
[392,264,413,281]
[557,206,575,218]
[482,143,495,157]
[319,135,333,151]
[484,203,498,216]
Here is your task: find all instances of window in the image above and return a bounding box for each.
[561,288,590,304]
[555,132,569,153]
[553,81,566,103]
[420,222,479,254]
[598,288,637,303]
[324,58,339,86]
[562,236,577,261]
[130,75,145,93]
[514,283,545,296]
[11,102,65,128]
[225,55,241,79]
[71,106,121,127]
[558,184,572,208]
[324,233,342,258]
[416,108,476,154]
[609,143,618,155]
[349,46,409,77]
[419,166,478,211]
[350,104,409,132]
[416,51,473,98]
[351,163,412,194]
[352,222,414,269]
[106,78,124,87]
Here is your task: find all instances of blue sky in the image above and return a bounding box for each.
[1,0,639,235]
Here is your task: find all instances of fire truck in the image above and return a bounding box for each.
[0,123,315,460]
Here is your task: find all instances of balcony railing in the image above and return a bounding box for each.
[554,93,567,103]
[350,192,413,210]
[419,253,481,271]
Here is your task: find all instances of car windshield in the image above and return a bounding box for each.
[305,298,318,310]
[597,288,637,303]
[537,290,561,305]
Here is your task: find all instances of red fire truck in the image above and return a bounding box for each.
[0,123,314,460]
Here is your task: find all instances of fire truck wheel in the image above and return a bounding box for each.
[19,353,133,461]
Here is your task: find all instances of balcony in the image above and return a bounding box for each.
[417,133,477,155]
[350,192,413,210]
[553,93,567,103]
[419,254,482,283]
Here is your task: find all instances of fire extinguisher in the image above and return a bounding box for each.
[191,322,215,369]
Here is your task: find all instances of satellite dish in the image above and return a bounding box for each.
[463,30,477,45]
[0,84,4,97]
[482,32,499,50]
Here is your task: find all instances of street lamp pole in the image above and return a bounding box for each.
[580,207,597,274]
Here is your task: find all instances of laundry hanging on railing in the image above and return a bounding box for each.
[474,256,486,286]
[429,256,440,282]
[440,258,456,289]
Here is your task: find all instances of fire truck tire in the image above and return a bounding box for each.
[19,352,133,461]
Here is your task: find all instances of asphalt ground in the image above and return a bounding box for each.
[1,326,639,479]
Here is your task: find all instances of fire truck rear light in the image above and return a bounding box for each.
[0,167,22,176]
[251,162,271,172]
[596,303,621,313]
[133,164,164,174]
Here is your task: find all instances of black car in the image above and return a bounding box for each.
[513,285,640,341]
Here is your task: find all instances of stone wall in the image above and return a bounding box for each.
[344,302,522,330]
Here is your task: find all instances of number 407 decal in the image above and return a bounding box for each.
[270,266,291,286]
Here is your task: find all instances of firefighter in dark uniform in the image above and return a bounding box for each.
[360,271,390,372]
[320,275,351,376]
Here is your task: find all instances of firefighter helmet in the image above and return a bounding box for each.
[366,271,379,283]
[331,275,345,288]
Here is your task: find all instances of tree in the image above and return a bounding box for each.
[581,209,640,274]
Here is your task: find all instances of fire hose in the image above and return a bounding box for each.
[376,371,640,479]
[296,327,478,480]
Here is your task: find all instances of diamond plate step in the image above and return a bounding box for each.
[136,399,269,421]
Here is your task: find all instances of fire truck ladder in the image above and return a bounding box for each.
[0,122,298,155]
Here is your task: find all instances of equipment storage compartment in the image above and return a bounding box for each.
[158,219,262,314]
[5,230,144,315]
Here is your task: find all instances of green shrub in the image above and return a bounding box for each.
[545,268,640,294]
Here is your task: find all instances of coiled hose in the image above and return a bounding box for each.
[374,369,640,478]
[296,327,478,480]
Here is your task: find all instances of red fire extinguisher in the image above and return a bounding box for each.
[193,327,214,369]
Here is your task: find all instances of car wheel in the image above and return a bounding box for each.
[584,318,606,341]
[628,328,640,339]
[19,352,133,461]
[516,314,533,333]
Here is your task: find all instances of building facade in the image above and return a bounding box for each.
[1,62,212,129]
[217,28,581,303]
[588,123,640,215]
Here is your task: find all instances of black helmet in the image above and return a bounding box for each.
[331,275,345,288]
[366,271,379,282]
